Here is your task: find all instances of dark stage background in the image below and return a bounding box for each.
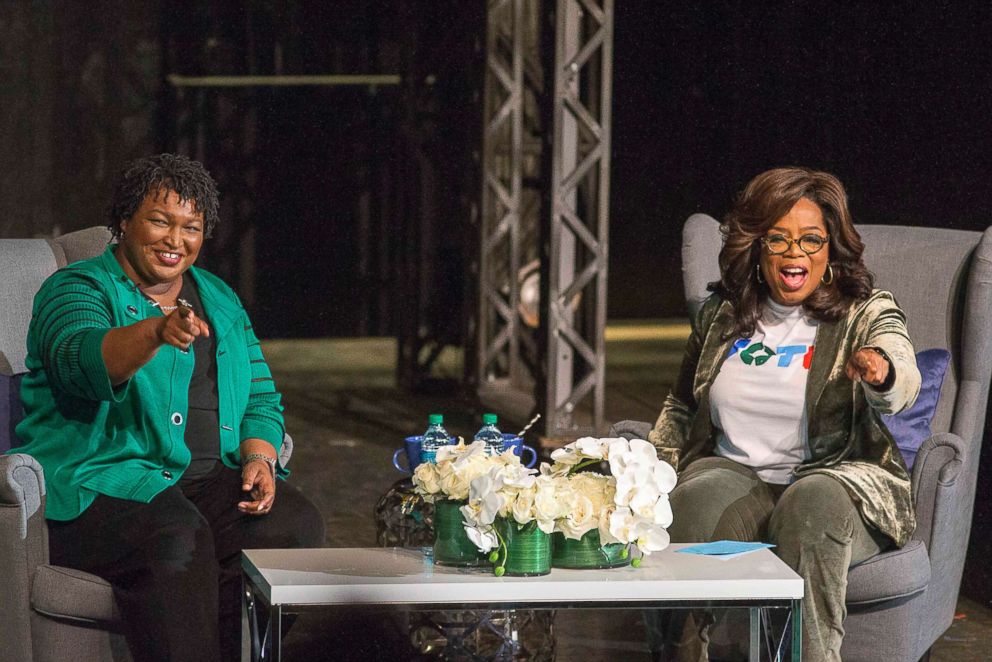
[2,0,992,601]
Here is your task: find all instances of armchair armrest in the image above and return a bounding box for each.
[0,453,50,660]
[907,430,973,631]
[910,431,966,547]
[0,453,46,539]
[609,419,653,441]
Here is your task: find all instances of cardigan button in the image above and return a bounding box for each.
[162,470,173,480]
[171,412,183,426]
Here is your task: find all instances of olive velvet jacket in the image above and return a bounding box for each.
[11,246,285,521]
[648,290,922,547]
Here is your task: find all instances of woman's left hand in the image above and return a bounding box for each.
[845,348,890,386]
[238,458,276,515]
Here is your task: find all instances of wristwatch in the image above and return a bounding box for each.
[242,452,277,478]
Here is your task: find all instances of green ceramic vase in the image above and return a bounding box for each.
[551,530,630,569]
[433,499,486,566]
[495,518,552,576]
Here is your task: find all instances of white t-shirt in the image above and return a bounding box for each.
[709,299,819,484]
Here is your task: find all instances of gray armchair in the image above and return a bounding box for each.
[0,228,292,662]
[613,214,992,662]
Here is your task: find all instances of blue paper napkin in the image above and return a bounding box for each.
[676,541,775,556]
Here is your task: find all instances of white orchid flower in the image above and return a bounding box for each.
[614,465,652,506]
[465,525,498,553]
[629,484,662,520]
[628,437,658,461]
[606,438,631,465]
[607,506,638,543]
[468,473,504,526]
[653,493,673,528]
[550,446,583,466]
[573,436,606,459]
[653,460,678,494]
[634,521,671,554]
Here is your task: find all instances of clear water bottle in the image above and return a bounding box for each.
[473,413,505,456]
[420,414,450,464]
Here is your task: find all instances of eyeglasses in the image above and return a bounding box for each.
[761,233,830,255]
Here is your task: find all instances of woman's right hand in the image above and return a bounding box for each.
[157,306,210,350]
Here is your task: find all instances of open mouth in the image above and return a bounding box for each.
[154,250,183,267]
[779,265,808,291]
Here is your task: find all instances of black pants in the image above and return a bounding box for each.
[48,464,325,662]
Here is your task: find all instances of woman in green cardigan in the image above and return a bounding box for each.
[649,168,921,662]
[14,154,324,662]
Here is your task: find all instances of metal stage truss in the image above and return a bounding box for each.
[477,0,613,437]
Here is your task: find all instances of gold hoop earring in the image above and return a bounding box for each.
[756,264,765,284]
[821,263,834,285]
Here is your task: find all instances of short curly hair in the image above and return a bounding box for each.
[108,153,220,240]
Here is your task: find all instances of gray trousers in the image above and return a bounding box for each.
[649,457,889,662]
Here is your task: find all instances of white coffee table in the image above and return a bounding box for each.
[242,543,803,661]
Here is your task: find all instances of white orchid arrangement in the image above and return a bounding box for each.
[413,436,678,573]
[547,436,677,565]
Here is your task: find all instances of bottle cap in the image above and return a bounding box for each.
[482,413,497,425]
[428,414,443,425]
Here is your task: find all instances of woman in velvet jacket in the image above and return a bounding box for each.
[648,167,921,662]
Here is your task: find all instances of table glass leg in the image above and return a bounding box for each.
[749,608,760,662]
[791,599,802,662]
[272,604,282,662]
[243,577,260,662]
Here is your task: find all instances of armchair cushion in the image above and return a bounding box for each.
[845,539,931,604]
[31,564,121,624]
[609,419,653,442]
[1,373,24,453]
[881,349,951,469]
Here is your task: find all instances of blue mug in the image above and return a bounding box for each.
[393,435,425,475]
[392,435,459,474]
[502,433,538,468]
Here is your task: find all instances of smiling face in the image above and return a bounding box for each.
[116,188,204,290]
[758,197,830,306]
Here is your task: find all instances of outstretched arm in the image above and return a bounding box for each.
[102,306,210,385]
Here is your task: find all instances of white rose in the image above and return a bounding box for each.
[558,494,597,540]
[597,507,620,544]
[511,490,536,524]
[441,470,470,500]
[413,462,442,496]
[534,477,566,524]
